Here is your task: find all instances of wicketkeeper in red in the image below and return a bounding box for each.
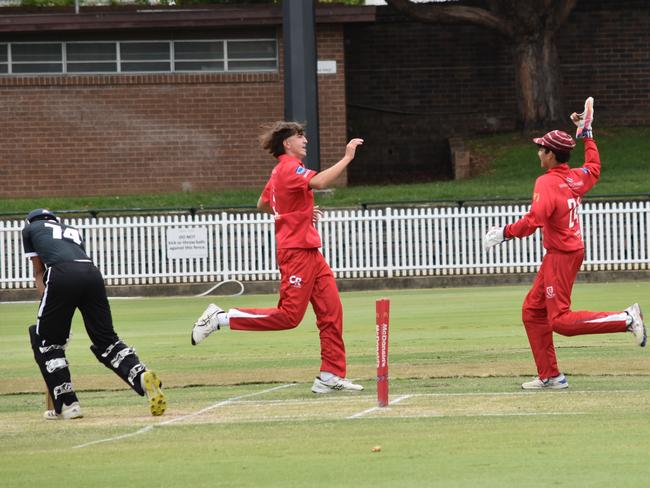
[483,97,646,389]
[191,121,365,394]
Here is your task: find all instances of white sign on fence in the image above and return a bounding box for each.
[166,227,208,259]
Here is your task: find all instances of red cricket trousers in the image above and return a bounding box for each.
[228,248,346,378]
[522,249,628,379]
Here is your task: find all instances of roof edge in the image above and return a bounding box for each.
[0,4,377,33]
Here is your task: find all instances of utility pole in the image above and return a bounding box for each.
[282,0,320,171]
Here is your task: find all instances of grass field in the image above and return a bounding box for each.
[2,282,650,487]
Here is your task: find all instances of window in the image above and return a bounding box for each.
[226,40,277,71]
[66,42,117,73]
[174,41,224,72]
[11,43,62,74]
[121,42,171,72]
[0,44,7,74]
[0,39,277,75]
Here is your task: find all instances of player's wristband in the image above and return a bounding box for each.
[577,128,593,139]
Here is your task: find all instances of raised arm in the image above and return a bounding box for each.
[309,138,364,190]
[571,97,600,194]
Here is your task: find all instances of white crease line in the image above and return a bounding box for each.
[157,383,296,427]
[410,389,650,397]
[214,388,649,406]
[235,395,376,406]
[347,394,412,419]
[180,388,650,411]
[163,410,589,425]
[72,383,295,449]
[385,411,588,419]
[71,386,648,448]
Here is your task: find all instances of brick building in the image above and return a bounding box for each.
[0,4,374,198]
[0,1,648,197]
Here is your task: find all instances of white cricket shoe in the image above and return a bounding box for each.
[521,373,569,390]
[44,401,83,420]
[141,370,166,416]
[191,303,222,345]
[625,303,646,347]
[311,375,364,394]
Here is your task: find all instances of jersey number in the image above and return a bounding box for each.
[567,198,580,228]
[44,222,82,245]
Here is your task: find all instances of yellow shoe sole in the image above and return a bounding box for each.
[142,371,166,416]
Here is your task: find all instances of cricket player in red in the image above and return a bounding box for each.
[191,121,365,393]
[483,97,646,389]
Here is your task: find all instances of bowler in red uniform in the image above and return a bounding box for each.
[483,98,646,389]
[192,122,365,393]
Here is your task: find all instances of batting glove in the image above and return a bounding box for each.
[571,96,594,139]
[483,226,506,250]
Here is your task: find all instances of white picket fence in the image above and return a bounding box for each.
[1,201,649,289]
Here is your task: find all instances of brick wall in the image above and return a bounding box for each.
[316,24,348,188]
[0,25,347,198]
[560,0,650,124]
[345,0,650,184]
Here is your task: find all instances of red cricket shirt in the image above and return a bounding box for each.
[505,139,601,252]
[260,154,322,249]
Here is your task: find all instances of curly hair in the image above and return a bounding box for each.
[259,121,305,158]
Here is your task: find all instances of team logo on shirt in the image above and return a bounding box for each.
[289,275,303,288]
[546,286,555,299]
[295,166,306,175]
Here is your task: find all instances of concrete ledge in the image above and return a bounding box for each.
[2,270,648,302]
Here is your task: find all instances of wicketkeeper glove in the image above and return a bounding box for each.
[483,226,506,250]
[571,96,594,139]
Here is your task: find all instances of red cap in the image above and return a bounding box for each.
[533,130,576,153]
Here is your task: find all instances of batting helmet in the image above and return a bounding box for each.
[26,208,59,224]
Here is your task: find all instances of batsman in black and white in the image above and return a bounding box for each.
[22,208,166,419]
